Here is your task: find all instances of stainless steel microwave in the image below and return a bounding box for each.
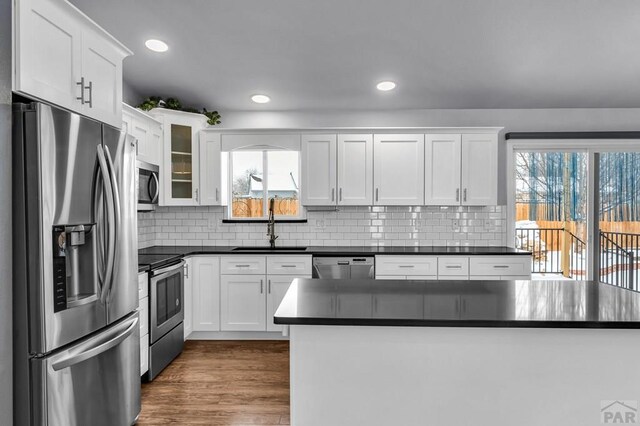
[137,160,159,211]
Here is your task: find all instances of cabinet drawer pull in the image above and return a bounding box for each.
[446,265,462,269]
[493,265,510,269]
[339,188,343,201]
[280,265,297,268]
[260,279,263,294]
[398,265,415,268]
[235,264,251,268]
[463,188,467,202]
[331,188,335,202]
[268,279,271,294]
[456,188,460,202]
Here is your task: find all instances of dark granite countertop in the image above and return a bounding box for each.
[274,279,640,328]
[138,245,530,256]
[138,253,183,273]
[137,245,530,272]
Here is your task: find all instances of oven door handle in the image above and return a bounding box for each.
[151,260,186,278]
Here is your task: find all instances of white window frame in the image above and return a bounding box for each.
[506,139,640,280]
[226,147,303,221]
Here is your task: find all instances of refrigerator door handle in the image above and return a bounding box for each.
[93,163,106,292]
[51,315,139,371]
[102,146,121,302]
[96,146,117,303]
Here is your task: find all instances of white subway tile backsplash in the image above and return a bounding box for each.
[137,205,507,248]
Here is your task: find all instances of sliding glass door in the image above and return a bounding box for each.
[598,152,640,290]
[514,151,588,279]
[510,141,640,288]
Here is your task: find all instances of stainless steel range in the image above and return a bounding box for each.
[13,101,141,426]
[147,260,185,381]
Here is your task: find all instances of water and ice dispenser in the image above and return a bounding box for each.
[52,225,99,312]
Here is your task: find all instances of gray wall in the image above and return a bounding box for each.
[217,107,640,131]
[0,0,12,421]
[123,79,143,107]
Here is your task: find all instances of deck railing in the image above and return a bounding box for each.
[515,227,585,277]
[600,231,638,291]
[516,227,639,290]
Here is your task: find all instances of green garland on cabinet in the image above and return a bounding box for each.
[137,96,221,126]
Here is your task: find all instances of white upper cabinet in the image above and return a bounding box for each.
[301,134,337,205]
[14,0,82,113]
[80,29,123,126]
[425,134,462,205]
[373,134,425,205]
[199,132,222,206]
[122,104,162,166]
[13,0,131,128]
[461,134,498,205]
[337,134,373,205]
[150,109,207,206]
[425,132,498,206]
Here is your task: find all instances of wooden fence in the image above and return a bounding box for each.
[232,197,299,218]
[516,203,640,250]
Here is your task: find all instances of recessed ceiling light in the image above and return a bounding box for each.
[376,81,397,91]
[145,39,169,53]
[251,94,271,104]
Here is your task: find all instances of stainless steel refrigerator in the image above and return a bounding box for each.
[13,101,141,426]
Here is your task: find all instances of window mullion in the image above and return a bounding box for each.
[263,150,268,218]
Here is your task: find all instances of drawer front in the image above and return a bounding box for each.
[375,256,438,276]
[469,256,532,277]
[138,297,149,337]
[267,255,312,275]
[220,256,266,274]
[138,272,148,300]
[437,257,470,277]
[140,334,149,375]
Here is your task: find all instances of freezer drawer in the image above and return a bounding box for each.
[30,313,141,426]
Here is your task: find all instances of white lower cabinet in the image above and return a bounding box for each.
[183,258,193,339]
[267,276,299,332]
[469,256,531,278]
[218,255,312,333]
[192,256,221,332]
[140,334,149,376]
[376,255,531,281]
[221,274,266,331]
[137,271,149,376]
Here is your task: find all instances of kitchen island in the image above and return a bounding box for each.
[274,279,640,426]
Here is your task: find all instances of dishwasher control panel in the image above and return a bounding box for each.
[312,257,375,279]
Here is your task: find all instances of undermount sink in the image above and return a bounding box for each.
[232,246,308,251]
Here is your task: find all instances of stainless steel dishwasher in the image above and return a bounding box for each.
[312,257,375,279]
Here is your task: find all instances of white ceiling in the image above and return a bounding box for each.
[70,0,640,111]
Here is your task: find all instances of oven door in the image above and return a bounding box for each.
[150,261,185,344]
[137,161,159,212]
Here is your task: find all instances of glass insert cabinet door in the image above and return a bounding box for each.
[171,124,193,200]
[154,110,206,207]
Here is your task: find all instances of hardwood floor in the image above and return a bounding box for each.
[138,340,290,425]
